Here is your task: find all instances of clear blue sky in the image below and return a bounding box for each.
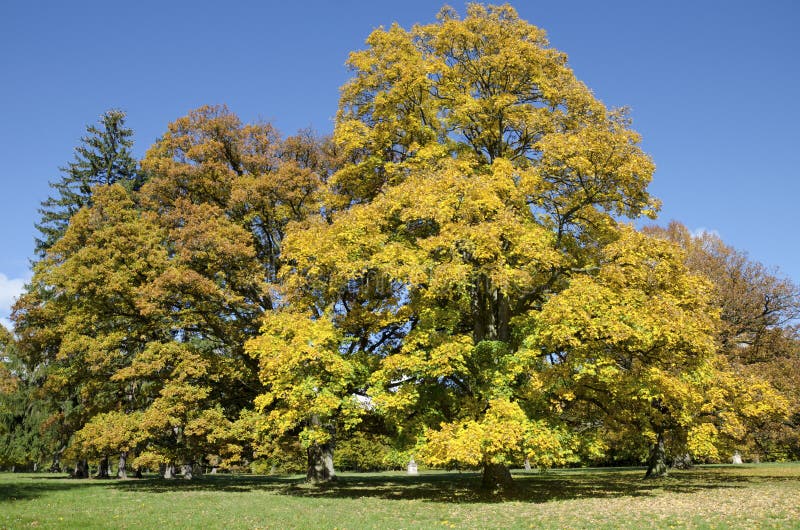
[1,1,798,327]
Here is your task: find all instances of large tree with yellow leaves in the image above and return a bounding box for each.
[249,4,686,488]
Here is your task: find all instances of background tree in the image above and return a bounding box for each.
[35,109,140,258]
[13,184,169,477]
[645,221,799,461]
[13,105,329,479]
[136,105,327,475]
[8,109,141,475]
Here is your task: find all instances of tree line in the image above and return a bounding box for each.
[1,4,798,489]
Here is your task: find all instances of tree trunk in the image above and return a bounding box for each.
[117,452,127,479]
[181,463,193,480]
[307,442,336,484]
[163,462,176,479]
[732,451,743,464]
[481,462,513,490]
[306,414,337,484]
[523,458,531,471]
[74,459,89,479]
[473,275,510,344]
[95,455,110,478]
[50,448,64,472]
[672,452,693,469]
[645,432,668,478]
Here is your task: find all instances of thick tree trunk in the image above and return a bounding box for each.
[163,462,176,479]
[73,459,89,478]
[481,462,514,490]
[181,463,193,480]
[523,458,531,471]
[95,455,110,478]
[732,451,743,464]
[473,275,510,343]
[117,452,127,479]
[307,442,336,484]
[645,432,668,478]
[473,277,514,492]
[306,414,337,484]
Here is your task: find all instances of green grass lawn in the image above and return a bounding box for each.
[1,463,799,529]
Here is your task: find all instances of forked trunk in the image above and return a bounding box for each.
[473,275,510,343]
[481,462,514,490]
[644,432,668,478]
[163,462,176,479]
[117,452,127,479]
[181,463,193,480]
[307,442,336,484]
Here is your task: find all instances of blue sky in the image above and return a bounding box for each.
[1,1,798,328]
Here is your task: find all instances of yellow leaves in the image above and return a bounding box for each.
[247,310,363,443]
[429,336,472,375]
[420,398,570,469]
[688,423,720,460]
[248,310,344,378]
[72,411,144,456]
[536,226,719,363]
[421,399,527,467]
[335,2,659,233]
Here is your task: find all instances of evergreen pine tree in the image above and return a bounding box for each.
[34,109,139,258]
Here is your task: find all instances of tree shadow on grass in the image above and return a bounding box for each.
[276,468,751,504]
[0,467,754,505]
[109,467,751,504]
[0,474,107,502]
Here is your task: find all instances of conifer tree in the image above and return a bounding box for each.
[35,109,139,258]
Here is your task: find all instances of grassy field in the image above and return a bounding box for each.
[1,463,799,529]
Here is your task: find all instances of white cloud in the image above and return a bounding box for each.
[0,273,27,330]
[690,227,721,239]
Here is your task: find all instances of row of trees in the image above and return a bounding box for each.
[1,4,798,489]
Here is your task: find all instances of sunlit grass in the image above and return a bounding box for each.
[1,463,799,528]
